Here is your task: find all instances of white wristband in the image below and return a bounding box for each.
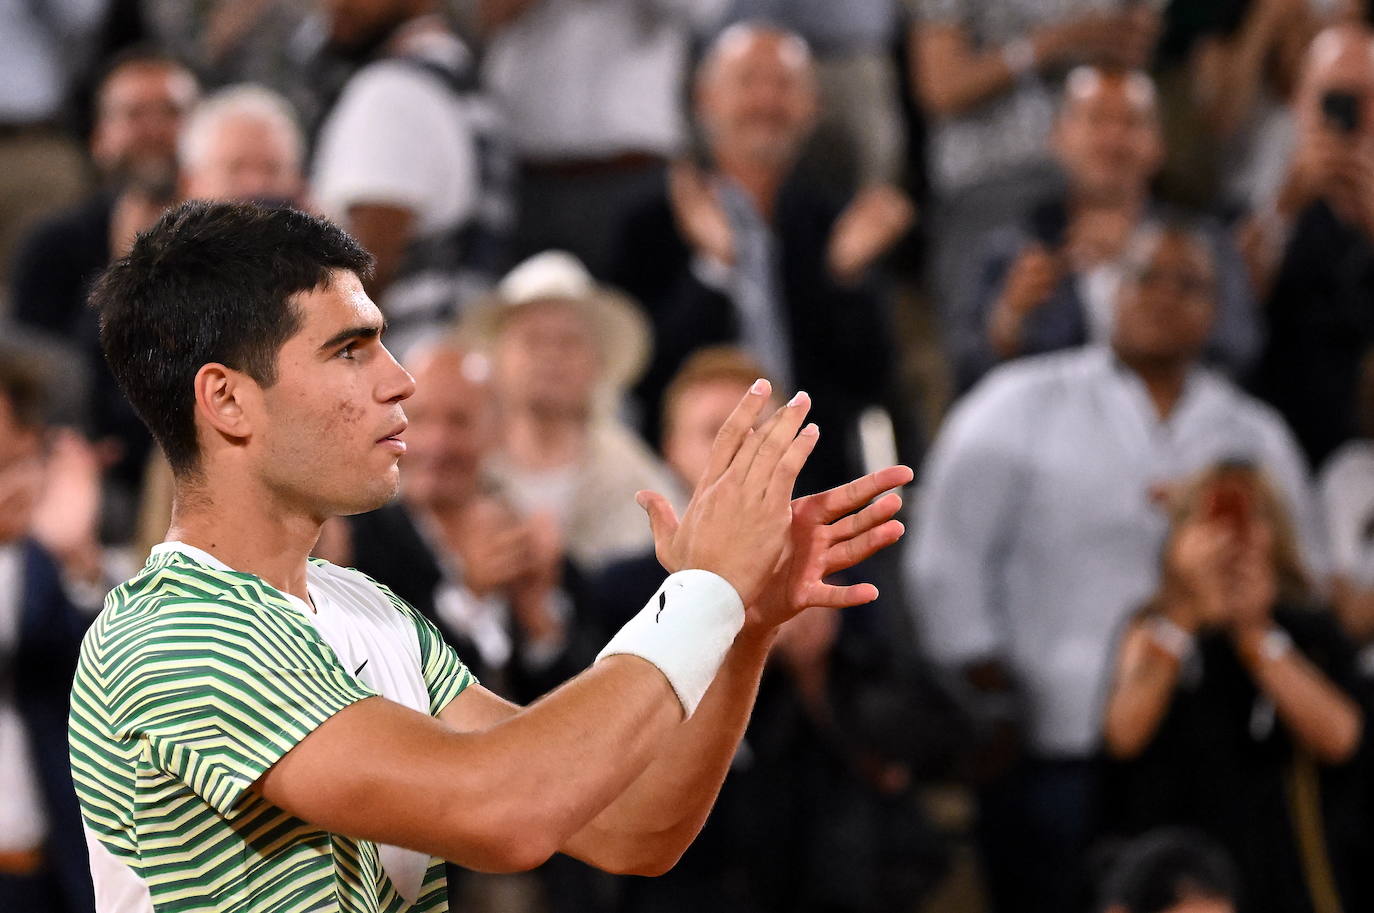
[597,569,745,718]
[1146,615,1194,660]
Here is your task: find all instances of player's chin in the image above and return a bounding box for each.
[333,466,402,517]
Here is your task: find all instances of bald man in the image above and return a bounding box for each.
[1250,24,1374,469]
[953,64,1261,392]
[613,23,914,501]
[327,340,591,705]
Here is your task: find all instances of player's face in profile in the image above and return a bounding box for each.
[253,269,415,516]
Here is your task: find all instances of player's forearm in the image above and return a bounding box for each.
[561,622,777,874]
[449,655,685,869]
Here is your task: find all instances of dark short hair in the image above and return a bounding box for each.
[1098,828,1238,913]
[90,201,373,476]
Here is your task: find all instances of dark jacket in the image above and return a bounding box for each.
[1250,199,1374,469]
[12,539,96,913]
[342,501,600,705]
[611,173,916,497]
[952,197,1262,393]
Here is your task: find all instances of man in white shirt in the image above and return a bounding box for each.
[908,221,1325,913]
[312,0,512,356]
[480,0,721,275]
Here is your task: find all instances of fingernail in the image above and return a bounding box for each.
[751,378,769,394]
[788,391,809,406]
[801,423,819,436]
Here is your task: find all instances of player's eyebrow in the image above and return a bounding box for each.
[317,321,387,354]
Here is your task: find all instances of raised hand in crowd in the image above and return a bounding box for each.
[669,159,734,267]
[507,510,567,647]
[987,243,1061,357]
[1037,6,1160,73]
[826,183,916,285]
[1106,473,1361,764]
[435,495,537,597]
[30,429,105,587]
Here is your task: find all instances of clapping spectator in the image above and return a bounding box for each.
[954,65,1260,391]
[0,357,107,913]
[910,221,1324,913]
[614,23,912,496]
[9,48,198,543]
[327,339,594,702]
[1102,462,1368,913]
[910,0,1162,307]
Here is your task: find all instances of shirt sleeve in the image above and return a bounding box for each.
[409,605,477,715]
[907,368,1035,665]
[113,599,378,819]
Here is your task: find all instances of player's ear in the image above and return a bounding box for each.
[193,363,256,443]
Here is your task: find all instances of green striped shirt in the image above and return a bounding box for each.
[69,545,474,912]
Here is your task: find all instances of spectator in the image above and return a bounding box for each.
[1101,462,1367,913]
[909,0,1161,307]
[326,339,595,702]
[613,23,912,496]
[597,346,960,913]
[1318,346,1374,673]
[311,0,513,357]
[909,222,1325,913]
[711,1,917,272]
[1246,23,1374,469]
[321,339,598,913]
[11,47,197,342]
[1152,0,1317,210]
[178,83,305,206]
[478,0,718,277]
[1096,829,1239,913]
[0,0,108,288]
[0,356,104,913]
[717,0,909,194]
[463,250,682,575]
[953,65,1260,391]
[9,47,198,542]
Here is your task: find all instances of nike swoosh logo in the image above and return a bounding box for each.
[354,659,369,675]
[656,591,666,623]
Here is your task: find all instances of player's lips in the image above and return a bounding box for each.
[378,421,408,453]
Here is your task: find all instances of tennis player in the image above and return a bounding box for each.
[68,201,911,912]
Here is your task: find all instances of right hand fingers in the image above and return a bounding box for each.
[737,391,812,493]
[700,379,773,486]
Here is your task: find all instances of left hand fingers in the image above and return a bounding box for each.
[800,582,881,610]
[823,519,906,576]
[826,491,903,542]
[797,464,913,525]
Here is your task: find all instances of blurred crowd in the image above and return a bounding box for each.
[7,1,1374,913]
